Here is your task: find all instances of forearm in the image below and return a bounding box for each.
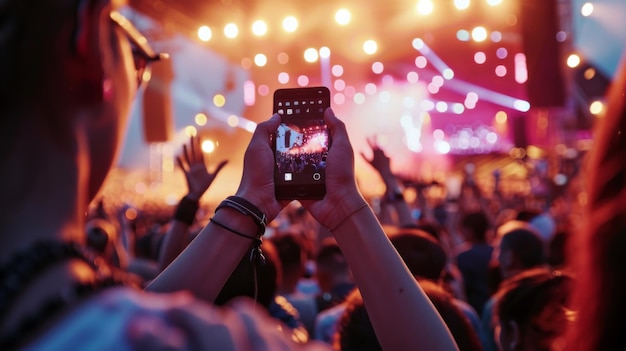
[332,204,458,351]
[146,206,258,303]
[158,221,190,272]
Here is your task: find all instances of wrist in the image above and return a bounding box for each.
[215,196,268,237]
[186,193,201,202]
[174,196,199,225]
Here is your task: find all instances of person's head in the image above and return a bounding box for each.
[1,0,163,203]
[335,281,483,351]
[315,238,352,292]
[460,210,491,243]
[494,221,546,279]
[214,240,282,309]
[387,226,447,281]
[268,232,307,294]
[494,268,574,351]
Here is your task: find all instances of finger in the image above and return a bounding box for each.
[359,151,371,163]
[182,144,191,166]
[189,136,197,163]
[212,160,229,175]
[249,114,281,148]
[176,156,187,173]
[195,137,206,165]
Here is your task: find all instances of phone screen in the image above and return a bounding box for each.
[273,86,330,200]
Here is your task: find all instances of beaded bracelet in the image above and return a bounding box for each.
[215,196,267,237]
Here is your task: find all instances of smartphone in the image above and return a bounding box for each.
[273,86,330,200]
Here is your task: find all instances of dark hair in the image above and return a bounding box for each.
[388,227,447,281]
[500,228,546,269]
[315,239,348,274]
[269,233,305,272]
[335,281,483,351]
[334,288,380,351]
[495,268,574,350]
[460,211,490,242]
[214,241,281,309]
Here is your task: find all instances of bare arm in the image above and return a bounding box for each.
[147,117,285,302]
[303,109,458,351]
[158,136,227,272]
[361,138,415,227]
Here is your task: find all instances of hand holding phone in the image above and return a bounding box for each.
[273,86,330,200]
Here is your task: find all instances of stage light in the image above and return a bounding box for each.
[495,111,508,124]
[372,62,384,74]
[471,26,488,42]
[304,48,319,62]
[198,26,212,41]
[185,126,197,137]
[490,31,502,42]
[224,23,238,38]
[514,53,527,83]
[227,115,239,127]
[415,56,427,68]
[213,94,226,107]
[443,68,454,80]
[365,83,377,95]
[474,52,486,64]
[334,93,346,105]
[334,79,346,91]
[278,72,290,84]
[486,0,502,6]
[298,75,309,86]
[319,46,331,58]
[278,52,289,64]
[496,47,508,59]
[202,139,216,153]
[495,65,507,77]
[581,2,594,16]
[589,100,604,115]
[417,0,434,15]
[332,64,344,77]
[252,20,267,36]
[567,54,581,68]
[457,30,470,41]
[407,71,419,83]
[254,53,267,67]
[282,16,298,32]
[363,40,378,55]
[354,93,365,104]
[335,9,351,25]
[454,0,470,10]
[195,113,207,126]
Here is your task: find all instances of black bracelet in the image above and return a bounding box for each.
[174,196,199,226]
[215,196,267,236]
[209,218,265,265]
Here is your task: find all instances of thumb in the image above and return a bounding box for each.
[249,114,281,148]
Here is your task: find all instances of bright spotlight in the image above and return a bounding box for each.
[335,9,351,25]
[304,48,319,62]
[252,20,267,36]
[581,3,594,16]
[283,16,298,32]
[198,26,212,41]
[363,40,378,55]
[224,23,238,38]
[471,26,488,42]
[417,0,434,15]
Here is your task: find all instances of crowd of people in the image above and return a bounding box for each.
[1,0,626,350]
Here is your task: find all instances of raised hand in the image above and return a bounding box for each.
[235,114,288,222]
[300,108,367,230]
[176,136,228,201]
[361,136,394,179]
